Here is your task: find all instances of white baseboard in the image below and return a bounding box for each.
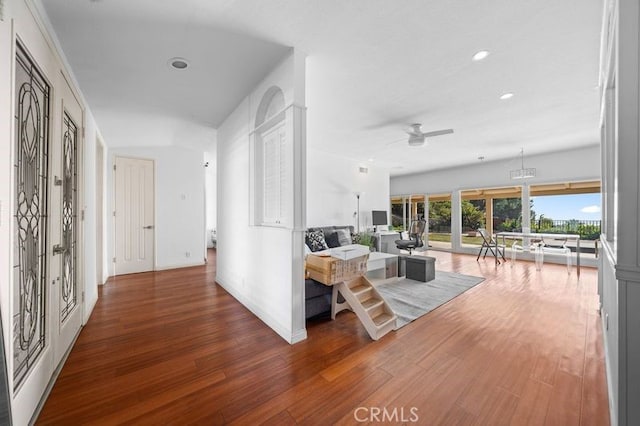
[154,260,205,271]
[291,328,307,344]
[29,326,82,425]
[216,274,299,344]
[83,293,98,325]
[601,313,618,426]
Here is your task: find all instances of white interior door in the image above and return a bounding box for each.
[51,76,84,366]
[114,157,155,275]
[12,42,55,424]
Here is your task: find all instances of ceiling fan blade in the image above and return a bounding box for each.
[421,129,454,138]
[385,137,408,147]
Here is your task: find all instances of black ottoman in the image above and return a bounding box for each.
[403,256,435,282]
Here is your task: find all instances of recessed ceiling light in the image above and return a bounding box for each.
[368,158,375,162]
[500,92,514,100]
[168,57,190,70]
[472,50,490,61]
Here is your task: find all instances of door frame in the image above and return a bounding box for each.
[96,136,105,285]
[112,155,156,275]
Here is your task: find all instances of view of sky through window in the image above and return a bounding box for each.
[531,193,601,221]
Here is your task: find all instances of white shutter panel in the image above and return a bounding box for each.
[278,126,287,221]
[263,128,279,222]
[260,123,288,226]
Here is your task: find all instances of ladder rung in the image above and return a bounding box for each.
[372,312,395,327]
[361,298,383,310]
[350,284,371,295]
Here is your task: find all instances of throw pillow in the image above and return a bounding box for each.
[306,229,328,252]
[336,228,352,246]
[351,233,361,244]
[325,232,341,248]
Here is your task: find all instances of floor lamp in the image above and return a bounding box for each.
[355,192,363,233]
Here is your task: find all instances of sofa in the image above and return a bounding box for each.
[304,225,354,319]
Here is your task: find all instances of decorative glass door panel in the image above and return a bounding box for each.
[13,43,50,390]
[60,112,77,322]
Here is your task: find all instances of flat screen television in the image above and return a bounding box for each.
[372,210,388,226]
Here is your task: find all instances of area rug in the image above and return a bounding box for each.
[377,271,485,329]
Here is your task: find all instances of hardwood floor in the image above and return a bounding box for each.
[37,249,610,425]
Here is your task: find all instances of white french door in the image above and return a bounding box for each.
[12,43,83,424]
[51,76,84,366]
[114,157,155,275]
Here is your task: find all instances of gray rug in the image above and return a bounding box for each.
[377,271,485,329]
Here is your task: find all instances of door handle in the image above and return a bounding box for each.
[143,225,154,229]
[53,244,66,255]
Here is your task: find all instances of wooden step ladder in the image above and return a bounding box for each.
[331,275,397,340]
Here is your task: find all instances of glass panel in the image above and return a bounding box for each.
[60,112,78,322]
[428,195,452,249]
[493,197,523,232]
[13,43,50,390]
[390,199,403,230]
[530,192,602,259]
[461,199,485,247]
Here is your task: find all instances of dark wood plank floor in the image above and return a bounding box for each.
[37,249,610,425]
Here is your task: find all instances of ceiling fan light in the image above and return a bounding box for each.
[509,148,535,179]
[510,168,536,179]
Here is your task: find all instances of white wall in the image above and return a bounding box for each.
[599,1,640,425]
[204,150,217,247]
[306,148,390,230]
[216,50,307,344]
[81,109,101,321]
[107,146,207,273]
[98,109,218,152]
[391,145,600,195]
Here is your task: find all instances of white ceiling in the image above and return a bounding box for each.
[41,0,603,175]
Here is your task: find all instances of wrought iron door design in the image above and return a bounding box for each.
[13,43,50,389]
[60,112,77,321]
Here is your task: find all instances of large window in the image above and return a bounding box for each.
[390,182,601,256]
[390,195,425,231]
[460,187,522,248]
[530,181,601,258]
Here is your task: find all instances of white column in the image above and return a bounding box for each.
[451,191,462,251]
[291,104,307,342]
[522,184,531,248]
[423,194,429,249]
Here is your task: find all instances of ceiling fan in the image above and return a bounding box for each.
[405,123,454,146]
